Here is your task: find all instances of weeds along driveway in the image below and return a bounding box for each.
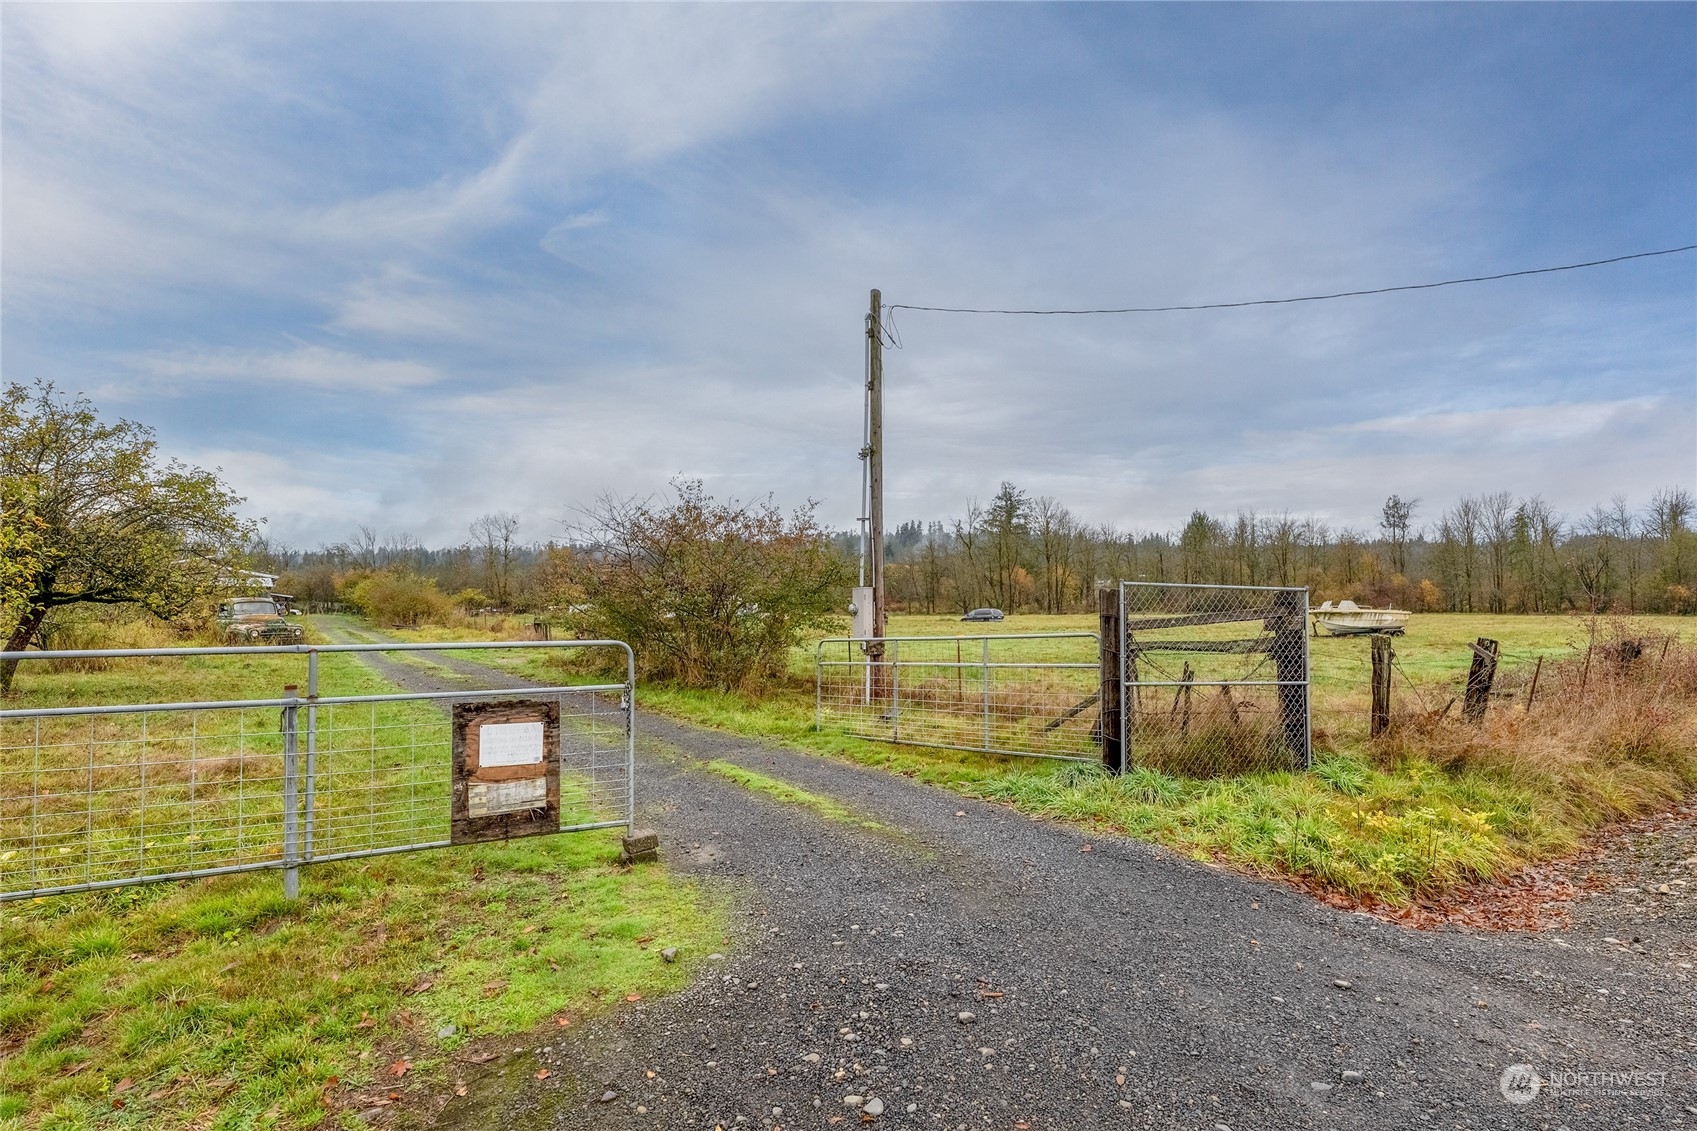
[315,622,1693,1130]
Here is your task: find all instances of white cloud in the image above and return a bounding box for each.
[137,345,441,394]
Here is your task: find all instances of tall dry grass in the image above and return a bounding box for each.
[1375,625,1697,828]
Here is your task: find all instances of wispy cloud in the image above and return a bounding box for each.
[136,345,441,394]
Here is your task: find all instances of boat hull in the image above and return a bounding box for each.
[1312,612,1409,636]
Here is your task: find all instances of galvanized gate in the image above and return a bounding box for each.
[1115,582,1310,776]
[815,632,1101,761]
[0,640,634,903]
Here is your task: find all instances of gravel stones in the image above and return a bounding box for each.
[956,1011,976,1024]
[862,1097,885,1116]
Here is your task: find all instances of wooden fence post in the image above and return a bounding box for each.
[1370,633,1393,738]
[1268,588,1309,765]
[1462,637,1500,723]
[1525,655,1543,712]
[1099,588,1123,774]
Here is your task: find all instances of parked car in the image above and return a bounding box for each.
[217,597,305,645]
[961,608,1005,622]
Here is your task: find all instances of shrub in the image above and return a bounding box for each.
[344,568,452,627]
[569,480,851,691]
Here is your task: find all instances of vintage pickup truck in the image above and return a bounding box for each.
[215,597,305,645]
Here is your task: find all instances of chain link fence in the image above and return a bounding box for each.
[1116,582,1311,776]
[815,633,1102,761]
[0,641,634,903]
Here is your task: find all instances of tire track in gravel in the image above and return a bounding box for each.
[314,620,1694,1130]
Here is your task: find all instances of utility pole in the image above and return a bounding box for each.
[866,289,889,699]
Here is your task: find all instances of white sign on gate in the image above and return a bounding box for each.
[477,721,545,766]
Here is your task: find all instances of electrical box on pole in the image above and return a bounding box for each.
[850,585,875,641]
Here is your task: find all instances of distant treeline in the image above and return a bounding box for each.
[847,484,1696,616]
[253,486,1696,619]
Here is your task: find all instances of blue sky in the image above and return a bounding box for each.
[3,2,1693,547]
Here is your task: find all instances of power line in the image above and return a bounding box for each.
[885,244,1697,317]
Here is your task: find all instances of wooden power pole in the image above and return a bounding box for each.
[866,289,888,699]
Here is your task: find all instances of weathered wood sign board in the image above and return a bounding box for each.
[451,700,561,844]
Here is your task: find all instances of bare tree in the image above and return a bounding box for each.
[1480,491,1514,613]
[470,511,521,609]
[351,524,380,570]
[1645,487,1694,542]
[1435,497,1482,611]
[1604,495,1642,611]
[1031,496,1076,613]
[950,499,986,611]
[1263,512,1299,586]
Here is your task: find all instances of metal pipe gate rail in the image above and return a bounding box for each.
[0,640,635,903]
[815,632,1101,761]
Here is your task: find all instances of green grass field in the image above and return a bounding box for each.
[0,639,722,1131]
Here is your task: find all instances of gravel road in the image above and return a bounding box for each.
[318,624,1694,1130]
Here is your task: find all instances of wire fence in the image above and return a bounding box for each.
[0,641,634,903]
[815,633,1101,761]
[1118,582,1311,776]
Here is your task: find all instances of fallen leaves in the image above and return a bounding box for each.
[535,1069,550,1081]
[389,1059,411,1078]
[481,980,507,999]
[624,993,642,1002]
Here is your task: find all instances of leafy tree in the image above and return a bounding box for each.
[0,382,252,691]
[982,482,1030,610]
[570,480,850,690]
[1379,494,1419,576]
[1179,510,1218,584]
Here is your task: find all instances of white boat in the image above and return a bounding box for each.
[1309,599,1410,636]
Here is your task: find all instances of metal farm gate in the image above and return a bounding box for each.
[0,640,635,903]
[1108,581,1311,776]
[815,632,1102,761]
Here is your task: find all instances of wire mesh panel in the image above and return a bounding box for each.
[816,633,1101,761]
[305,687,632,861]
[0,705,294,897]
[0,640,635,903]
[1119,582,1310,776]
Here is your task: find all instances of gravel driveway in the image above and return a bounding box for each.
[318,624,1694,1130]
